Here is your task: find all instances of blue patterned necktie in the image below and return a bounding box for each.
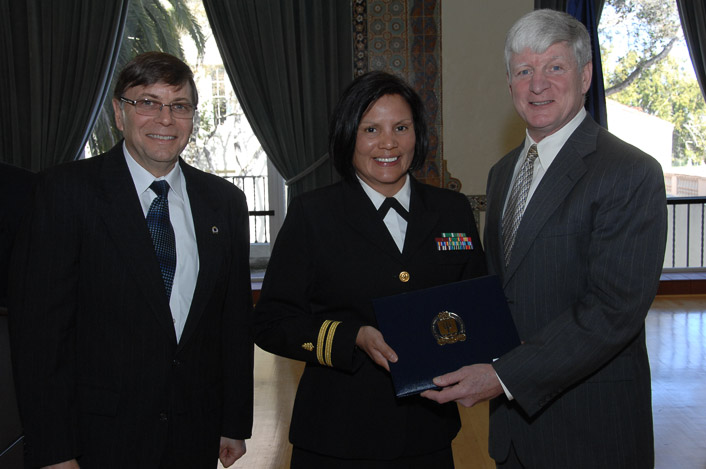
[147,180,176,298]
[502,144,539,266]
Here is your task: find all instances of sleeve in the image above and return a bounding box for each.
[493,152,667,417]
[252,197,365,373]
[8,172,82,467]
[220,188,255,440]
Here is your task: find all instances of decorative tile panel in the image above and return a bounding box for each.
[353,0,461,190]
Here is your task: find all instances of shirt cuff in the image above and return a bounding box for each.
[493,362,514,400]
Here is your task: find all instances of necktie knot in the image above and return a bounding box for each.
[378,197,409,222]
[526,144,539,163]
[150,180,170,198]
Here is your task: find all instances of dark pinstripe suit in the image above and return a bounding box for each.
[9,144,253,468]
[485,115,666,468]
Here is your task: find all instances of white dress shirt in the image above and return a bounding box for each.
[358,175,411,253]
[123,144,199,342]
[503,108,587,216]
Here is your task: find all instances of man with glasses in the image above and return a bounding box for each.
[10,52,253,469]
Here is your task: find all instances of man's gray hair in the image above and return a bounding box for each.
[504,9,592,74]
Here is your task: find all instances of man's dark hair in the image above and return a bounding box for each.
[114,51,198,105]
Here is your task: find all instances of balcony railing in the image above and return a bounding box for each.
[665,196,706,270]
[221,175,273,244]
[468,194,705,271]
[225,183,704,270]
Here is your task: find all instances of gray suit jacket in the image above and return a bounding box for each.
[9,144,253,468]
[485,115,666,468]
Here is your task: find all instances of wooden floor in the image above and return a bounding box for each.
[223,295,706,468]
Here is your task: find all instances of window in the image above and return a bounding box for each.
[211,67,228,125]
[599,0,706,196]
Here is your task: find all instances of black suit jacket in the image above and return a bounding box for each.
[254,177,487,460]
[485,116,666,468]
[9,144,253,468]
[0,163,34,307]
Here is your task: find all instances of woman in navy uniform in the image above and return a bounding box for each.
[253,71,486,468]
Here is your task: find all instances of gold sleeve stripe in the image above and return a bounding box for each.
[316,320,333,365]
[324,321,341,367]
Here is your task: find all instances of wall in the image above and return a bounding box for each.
[442,1,532,196]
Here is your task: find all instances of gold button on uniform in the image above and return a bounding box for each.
[398,271,410,282]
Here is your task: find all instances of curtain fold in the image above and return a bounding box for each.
[676,1,706,102]
[568,0,607,127]
[202,0,352,199]
[0,0,129,170]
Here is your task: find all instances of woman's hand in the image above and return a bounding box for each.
[355,325,398,371]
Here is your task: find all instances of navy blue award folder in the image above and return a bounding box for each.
[372,275,520,397]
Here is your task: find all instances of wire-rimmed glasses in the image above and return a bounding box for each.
[119,97,196,119]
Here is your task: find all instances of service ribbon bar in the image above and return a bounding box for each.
[436,233,473,251]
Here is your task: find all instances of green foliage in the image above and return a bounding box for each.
[601,0,706,166]
[607,0,679,51]
[87,0,206,156]
[606,53,706,165]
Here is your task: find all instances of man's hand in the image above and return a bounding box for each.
[219,437,246,467]
[421,363,503,407]
[355,325,398,371]
[42,460,80,469]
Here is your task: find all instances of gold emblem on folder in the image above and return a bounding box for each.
[432,311,467,346]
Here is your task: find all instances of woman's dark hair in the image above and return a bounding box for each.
[113,51,198,106]
[329,71,429,181]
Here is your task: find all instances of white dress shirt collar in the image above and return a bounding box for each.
[122,141,185,203]
[357,174,411,211]
[357,175,411,253]
[524,107,587,171]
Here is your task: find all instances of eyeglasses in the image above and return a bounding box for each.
[119,97,196,119]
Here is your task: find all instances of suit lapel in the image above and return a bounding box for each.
[402,178,440,257]
[177,161,225,348]
[503,116,598,283]
[97,145,178,342]
[342,179,402,258]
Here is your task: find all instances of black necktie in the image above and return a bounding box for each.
[378,197,409,222]
[146,180,177,298]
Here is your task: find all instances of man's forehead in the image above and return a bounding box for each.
[511,43,574,66]
[126,82,192,99]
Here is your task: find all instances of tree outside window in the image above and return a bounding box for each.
[599,0,706,195]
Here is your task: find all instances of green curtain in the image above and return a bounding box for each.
[0,0,128,170]
[202,0,352,200]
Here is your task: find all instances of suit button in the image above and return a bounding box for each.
[159,412,168,422]
[399,271,410,283]
[173,359,181,367]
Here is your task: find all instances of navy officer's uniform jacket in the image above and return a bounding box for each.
[254,176,486,460]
